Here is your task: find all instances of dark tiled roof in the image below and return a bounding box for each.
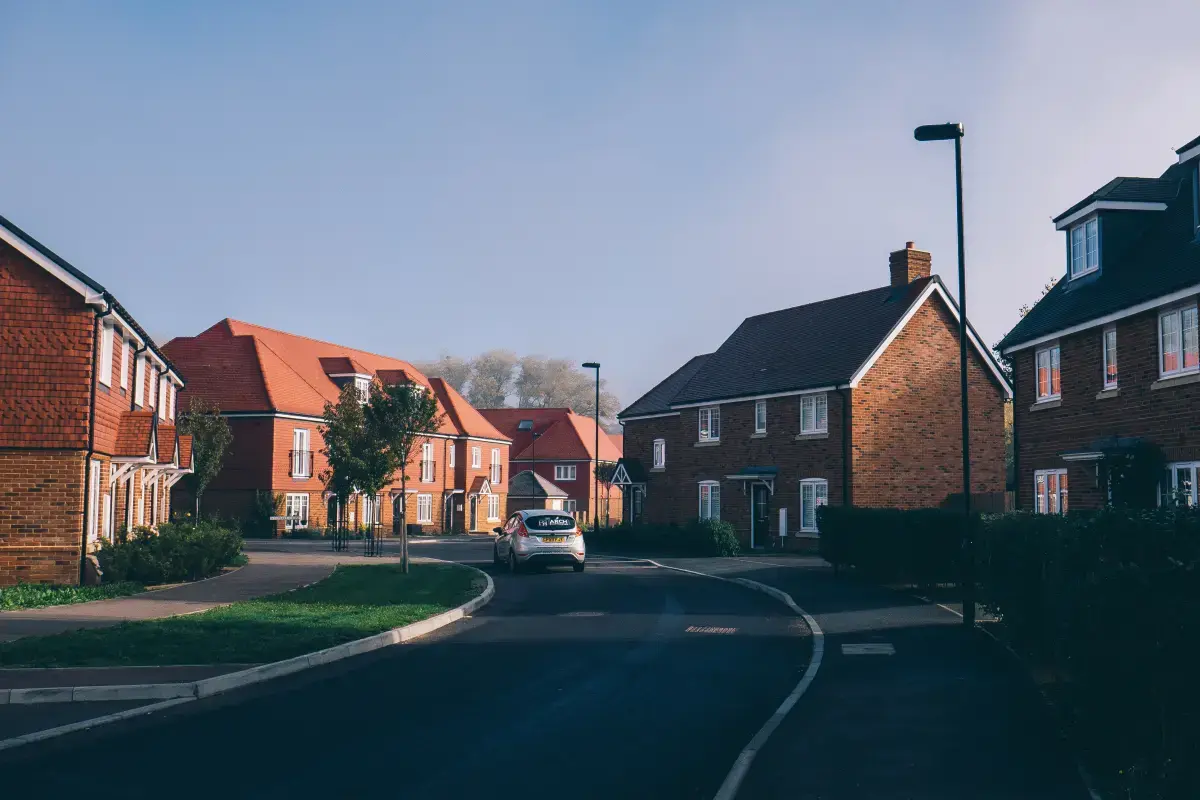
[1053,177,1181,223]
[618,354,711,418]
[1178,134,1200,154]
[1000,161,1200,352]
[613,458,648,484]
[671,278,933,405]
[508,470,568,499]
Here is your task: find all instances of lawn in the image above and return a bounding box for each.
[0,563,484,667]
[0,581,144,610]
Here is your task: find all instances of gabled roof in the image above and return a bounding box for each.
[1000,159,1200,353]
[608,433,623,455]
[610,458,648,485]
[0,214,183,385]
[1052,176,1181,225]
[619,354,711,418]
[468,476,492,495]
[164,319,508,441]
[508,470,569,499]
[178,434,194,470]
[480,408,621,461]
[113,411,157,459]
[1177,134,1200,155]
[156,424,178,465]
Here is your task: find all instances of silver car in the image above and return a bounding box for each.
[493,509,586,573]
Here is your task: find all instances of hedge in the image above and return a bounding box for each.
[97,521,245,585]
[817,505,1200,799]
[585,520,741,557]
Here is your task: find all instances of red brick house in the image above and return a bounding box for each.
[615,243,1012,548]
[999,134,1200,512]
[164,320,510,534]
[0,215,192,586]
[479,408,623,525]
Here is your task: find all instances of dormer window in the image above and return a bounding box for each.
[354,376,370,402]
[1069,217,1099,278]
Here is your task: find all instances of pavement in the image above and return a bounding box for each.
[0,541,1089,799]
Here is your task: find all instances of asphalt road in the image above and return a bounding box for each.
[3,541,811,799]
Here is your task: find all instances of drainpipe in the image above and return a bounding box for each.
[80,297,115,584]
[840,387,852,507]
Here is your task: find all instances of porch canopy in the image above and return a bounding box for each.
[608,458,648,488]
[724,465,778,494]
[1061,435,1144,462]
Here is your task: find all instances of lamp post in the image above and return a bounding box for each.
[582,362,601,531]
[914,121,974,628]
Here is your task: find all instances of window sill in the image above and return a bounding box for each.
[795,531,820,538]
[694,440,721,448]
[650,467,666,473]
[1030,399,1061,411]
[794,431,829,441]
[1151,371,1200,391]
[750,432,767,439]
[1095,387,1119,400]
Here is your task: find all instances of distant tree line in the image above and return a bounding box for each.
[416,351,621,428]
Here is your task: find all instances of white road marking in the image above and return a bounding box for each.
[841,643,895,655]
[686,626,737,634]
[560,611,605,617]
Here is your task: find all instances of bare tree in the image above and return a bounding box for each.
[517,356,621,425]
[468,349,518,408]
[415,355,472,395]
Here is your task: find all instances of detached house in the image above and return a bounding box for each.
[999,134,1200,511]
[479,408,624,525]
[614,243,1011,548]
[164,320,510,533]
[0,215,191,586]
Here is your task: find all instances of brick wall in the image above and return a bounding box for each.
[1013,299,1200,510]
[853,295,1008,507]
[0,451,86,586]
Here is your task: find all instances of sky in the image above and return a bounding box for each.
[3,1,1200,408]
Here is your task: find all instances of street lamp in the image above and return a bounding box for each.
[582,362,601,531]
[914,121,974,629]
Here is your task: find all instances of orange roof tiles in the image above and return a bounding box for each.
[178,434,194,470]
[481,408,621,462]
[114,412,156,458]
[156,424,178,465]
[164,319,508,442]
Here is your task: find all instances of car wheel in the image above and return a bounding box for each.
[573,562,585,573]
[508,551,519,574]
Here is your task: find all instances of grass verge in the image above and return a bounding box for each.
[0,563,484,667]
[0,581,145,611]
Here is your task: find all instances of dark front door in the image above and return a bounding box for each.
[469,496,478,531]
[393,495,404,535]
[752,484,770,547]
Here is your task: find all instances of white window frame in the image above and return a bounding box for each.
[698,481,721,520]
[285,493,310,529]
[1160,462,1199,508]
[555,464,577,482]
[120,339,131,391]
[1034,468,1069,514]
[1035,345,1061,401]
[87,459,102,542]
[417,493,433,524]
[292,429,311,477]
[1158,304,1199,378]
[799,394,828,434]
[1102,327,1118,389]
[652,438,666,469]
[98,323,115,387]
[487,493,500,521]
[799,478,828,532]
[354,376,371,403]
[471,446,481,469]
[698,406,720,442]
[147,366,158,412]
[562,499,577,515]
[448,444,455,468]
[157,375,169,420]
[421,442,434,482]
[134,355,146,407]
[168,384,176,420]
[1069,217,1099,279]
[491,448,501,483]
[754,400,767,434]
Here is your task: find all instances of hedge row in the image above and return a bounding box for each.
[98,521,245,585]
[584,520,741,557]
[818,506,1200,799]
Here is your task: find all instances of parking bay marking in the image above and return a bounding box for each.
[686,626,738,635]
[841,643,895,655]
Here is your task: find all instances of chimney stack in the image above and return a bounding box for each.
[889,241,932,287]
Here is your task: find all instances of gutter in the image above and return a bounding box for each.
[81,299,114,584]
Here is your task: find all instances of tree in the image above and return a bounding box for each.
[177,396,233,518]
[516,355,621,426]
[366,380,444,572]
[467,349,518,408]
[415,355,472,395]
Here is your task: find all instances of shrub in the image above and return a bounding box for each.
[241,490,282,538]
[585,519,740,557]
[817,505,963,585]
[97,521,244,585]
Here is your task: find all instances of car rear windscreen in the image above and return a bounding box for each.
[525,514,577,532]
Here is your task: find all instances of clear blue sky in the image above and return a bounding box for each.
[3,1,1200,406]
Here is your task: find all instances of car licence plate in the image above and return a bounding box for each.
[541,537,565,543]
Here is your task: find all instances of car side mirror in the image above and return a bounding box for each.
[492,527,504,535]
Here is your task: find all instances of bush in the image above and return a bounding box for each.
[97,521,244,585]
[282,527,326,539]
[585,519,740,557]
[817,505,964,585]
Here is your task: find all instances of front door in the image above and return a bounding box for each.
[469,496,478,532]
[752,484,770,548]
[393,495,404,535]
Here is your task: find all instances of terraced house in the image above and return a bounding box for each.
[614,243,1011,549]
[0,215,192,586]
[999,134,1200,511]
[164,320,510,534]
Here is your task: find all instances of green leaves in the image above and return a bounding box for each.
[177,395,234,516]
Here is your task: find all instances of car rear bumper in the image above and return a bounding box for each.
[516,551,585,566]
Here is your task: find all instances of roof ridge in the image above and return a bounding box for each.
[225,318,420,369]
[744,281,913,322]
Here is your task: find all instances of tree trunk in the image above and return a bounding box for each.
[195,491,202,520]
[401,472,409,573]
